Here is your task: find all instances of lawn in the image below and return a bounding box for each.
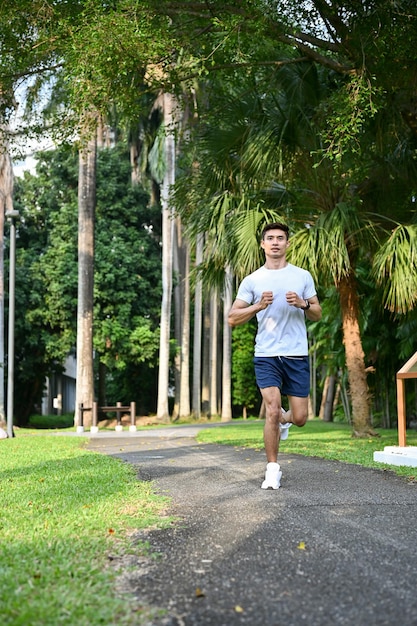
[0,433,172,626]
[196,418,417,481]
[1,420,416,624]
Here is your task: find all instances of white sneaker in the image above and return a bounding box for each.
[280,422,292,441]
[280,408,292,441]
[261,462,282,490]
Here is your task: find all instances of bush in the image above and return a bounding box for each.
[27,413,74,429]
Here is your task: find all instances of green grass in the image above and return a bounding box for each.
[196,419,417,481]
[0,434,172,625]
[2,420,416,624]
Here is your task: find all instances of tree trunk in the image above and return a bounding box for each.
[339,273,376,436]
[309,335,317,416]
[308,396,315,419]
[320,374,337,422]
[75,127,97,428]
[172,218,181,421]
[179,236,191,417]
[209,287,218,417]
[192,233,204,418]
[221,266,233,421]
[319,375,330,420]
[201,298,210,416]
[0,139,14,423]
[156,92,176,422]
[98,360,107,408]
[323,374,336,422]
[333,382,341,413]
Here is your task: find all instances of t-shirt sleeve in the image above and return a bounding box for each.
[236,276,254,305]
[304,271,317,300]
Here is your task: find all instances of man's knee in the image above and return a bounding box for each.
[293,414,308,427]
[291,404,308,427]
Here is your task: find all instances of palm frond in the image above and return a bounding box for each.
[230,200,285,279]
[373,224,417,314]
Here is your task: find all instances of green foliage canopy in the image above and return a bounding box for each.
[12,144,162,422]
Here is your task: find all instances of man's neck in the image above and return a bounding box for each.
[264,258,288,270]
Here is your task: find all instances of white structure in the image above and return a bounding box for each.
[374,446,417,467]
[374,352,417,468]
[41,354,76,416]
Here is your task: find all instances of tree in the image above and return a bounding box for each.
[221,266,233,421]
[155,93,177,422]
[0,137,14,422]
[231,322,259,419]
[192,233,204,418]
[12,143,162,422]
[4,0,417,430]
[74,123,97,428]
[173,32,417,435]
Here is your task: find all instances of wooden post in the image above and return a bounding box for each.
[396,351,417,448]
[129,402,137,432]
[92,402,98,428]
[116,401,122,426]
[397,377,407,447]
[79,403,84,428]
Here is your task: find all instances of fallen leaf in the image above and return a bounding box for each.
[108,528,115,534]
[235,605,244,613]
[297,541,306,550]
[195,587,205,597]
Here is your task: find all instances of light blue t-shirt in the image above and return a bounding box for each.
[236,263,317,357]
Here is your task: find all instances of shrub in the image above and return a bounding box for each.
[27,413,74,429]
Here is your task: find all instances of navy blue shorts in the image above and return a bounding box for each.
[254,356,310,397]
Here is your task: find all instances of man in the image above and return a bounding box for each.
[228,222,322,489]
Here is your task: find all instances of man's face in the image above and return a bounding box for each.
[261,229,289,256]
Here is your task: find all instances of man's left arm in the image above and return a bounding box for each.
[303,295,322,321]
[285,291,322,321]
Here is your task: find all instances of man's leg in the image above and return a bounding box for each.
[285,395,309,426]
[260,386,282,463]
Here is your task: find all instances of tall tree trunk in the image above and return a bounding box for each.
[192,233,204,419]
[209,288,218,417]
[75,126,97,429]
[339,273,376,436]
[0,138,14,423]
[323,374,336,422]
[319,375,330,420]
[156,92,176,422]
[179,239,190,417]
[172,218,181,421]
[201,296,210,416]
[98,360,107,407]
[221,266,233,421]
[309,335,317,416]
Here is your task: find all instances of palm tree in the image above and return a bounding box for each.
[156,92,177,422]
[221,265,233,421]
[75,118,97,429]
[192,232,204,418]
[288,204,378,435]
[176,55,417,436]
[0,132,14,424]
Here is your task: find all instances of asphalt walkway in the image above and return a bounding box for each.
[87,424,417,626]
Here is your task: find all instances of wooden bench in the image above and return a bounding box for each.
[78,401,136,432]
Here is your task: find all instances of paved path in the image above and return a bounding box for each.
[87,424,417,626]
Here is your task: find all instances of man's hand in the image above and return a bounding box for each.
[285,291,304,308]
[259,291,274,309]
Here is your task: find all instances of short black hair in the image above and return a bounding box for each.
[261,222,290,240]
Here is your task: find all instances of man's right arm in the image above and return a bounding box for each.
[228,292,273,327]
